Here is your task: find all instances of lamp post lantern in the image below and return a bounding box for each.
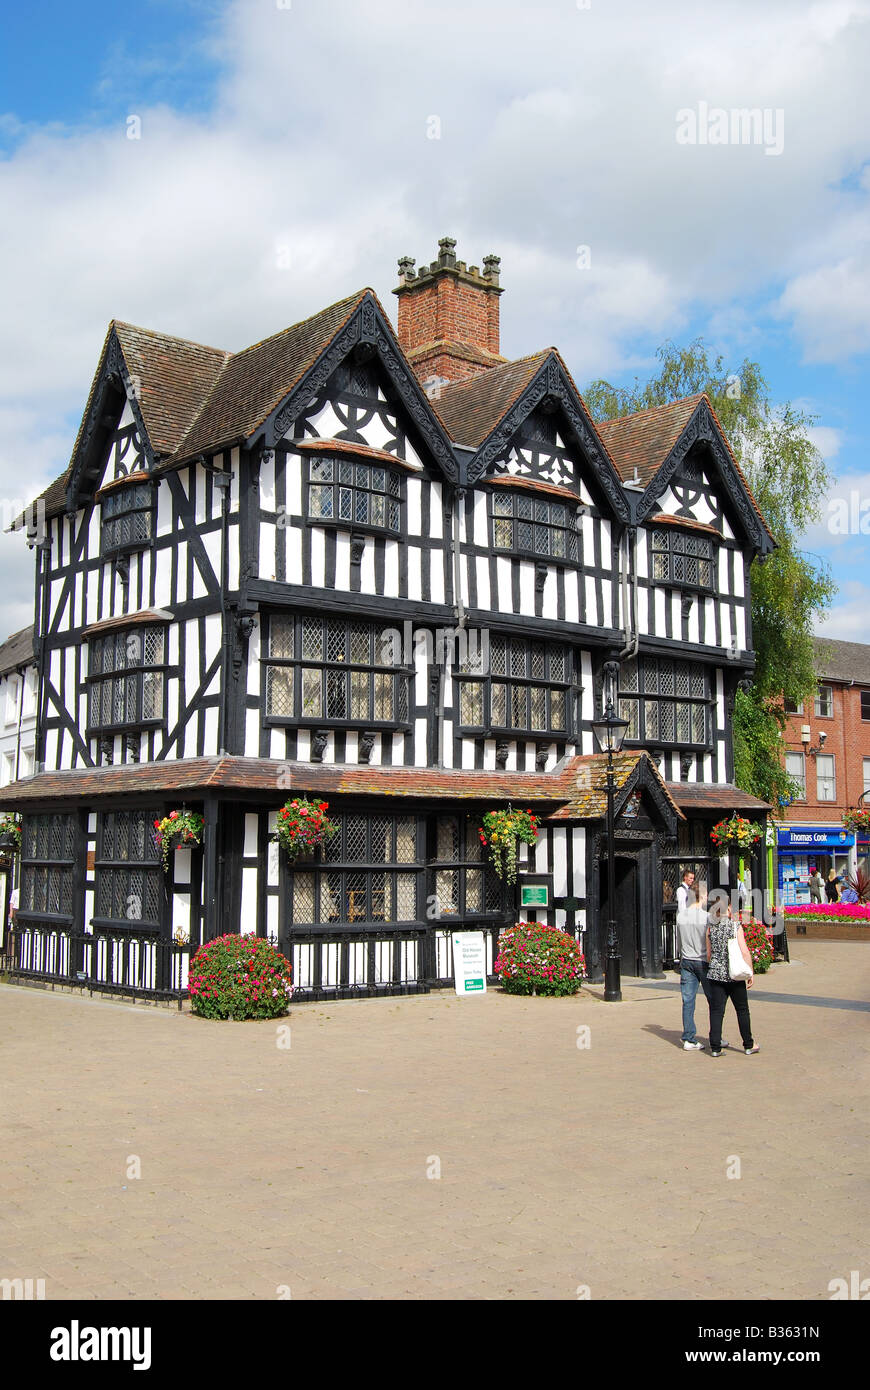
[592,688,630,1003]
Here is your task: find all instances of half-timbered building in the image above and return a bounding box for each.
[2,237,773,1000]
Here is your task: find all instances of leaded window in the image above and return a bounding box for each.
[288,814,421,927]
[87,626,165,732]
[649,527,714,590]
[431,814,503,919]
[457,635,571,735]
[265,615,410,726]
[491,491,580,562]
[101,483,153,555]
[94,810,163,929]
[617,657,709,747]
[306,456,402,534]
[19,814,77,920]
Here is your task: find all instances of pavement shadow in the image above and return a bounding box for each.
[643,1022,708,1051]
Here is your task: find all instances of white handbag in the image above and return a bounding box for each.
[726,923,752,982]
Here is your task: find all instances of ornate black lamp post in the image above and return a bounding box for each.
[592,682,630,1003]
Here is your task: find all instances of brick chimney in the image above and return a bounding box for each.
[393,236,505,396]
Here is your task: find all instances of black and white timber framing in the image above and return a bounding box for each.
[3,287,774,999]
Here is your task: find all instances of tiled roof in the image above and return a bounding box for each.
[432,353,550,447]
[665,782,771,813]
[28,292,370,523]
[595,395,704,487]
[812,636,870,685]
[176,291,367,459]
[114,321,231,458]
[0,625,35,678]
[549,751,683,820]
[0,751,682,822]
[596,394,774,545]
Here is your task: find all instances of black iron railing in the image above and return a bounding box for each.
[5,923,190,1008]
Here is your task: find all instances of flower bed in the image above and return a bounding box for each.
[782,903,870,923]
[189,933,293,1020]
[494,921,585,997]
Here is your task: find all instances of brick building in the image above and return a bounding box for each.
[777,636,870,901]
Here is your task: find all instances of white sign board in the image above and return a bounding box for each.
[451,931,487,997]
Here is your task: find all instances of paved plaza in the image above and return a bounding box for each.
[1,940,869,1301]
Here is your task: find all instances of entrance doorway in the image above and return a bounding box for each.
[600,855,640,976]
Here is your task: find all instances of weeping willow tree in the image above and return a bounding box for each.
[585,342,836,805]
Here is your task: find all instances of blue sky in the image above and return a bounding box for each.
[1,0,868,638]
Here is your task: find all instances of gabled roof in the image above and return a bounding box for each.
[176,291,367,459]
[433,353,551,447]
[0,625,35,679]
[22,288,464,523]
[596,395,703,487]
[548,751,683,822]
[812,636,870,685]
[598,393,774,550]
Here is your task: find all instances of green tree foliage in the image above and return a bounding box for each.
[585,341,837,804]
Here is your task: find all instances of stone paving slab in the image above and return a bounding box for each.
[1,940,869,1301]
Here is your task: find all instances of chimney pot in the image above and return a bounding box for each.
[393,237,504,388]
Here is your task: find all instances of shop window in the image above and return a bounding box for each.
[94,810,163,929]
[19,814,77,922]
[287,814,421,927]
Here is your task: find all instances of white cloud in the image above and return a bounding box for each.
[815,579,870,639]
[2,0,870,628]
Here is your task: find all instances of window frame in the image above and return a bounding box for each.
[488,486,582,567]
[99,478,155,558]
[92,808,165,933]
[648,524,716,594]
[86,624,168,737]
[815,753,836,803]
[785,751,806,801]
[264,613,413,731]
[814,684,834,718]
[860,691,870,722]
[455,634,573,739]
[617,656,711,750]
[18,813,78,925]
[429,813,505,921]
[286,812,423,930]
[783,697,804,715]
[303,454,405,539]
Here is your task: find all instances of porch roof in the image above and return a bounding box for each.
[664,782,771,813]
[0,751,684,821]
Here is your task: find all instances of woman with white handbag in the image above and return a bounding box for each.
[705,894,760,1059]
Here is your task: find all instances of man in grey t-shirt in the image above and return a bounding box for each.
[678,885,727,1051]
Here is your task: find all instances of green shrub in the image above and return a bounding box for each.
[189,933,293,1020]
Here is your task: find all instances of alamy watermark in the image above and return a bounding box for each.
[676,102,784,157]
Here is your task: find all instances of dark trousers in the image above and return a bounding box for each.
[708,979,754,1050]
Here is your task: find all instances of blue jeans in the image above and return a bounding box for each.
[680,958,711,1042]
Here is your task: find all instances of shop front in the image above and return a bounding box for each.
[776,825,855,904]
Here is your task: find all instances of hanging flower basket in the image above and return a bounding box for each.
[274,798,337,860]
[479,806,539,885]
[153,810,205,873]
[710,815,764,853]
[0,813,22,853]
[843,807,870,836]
